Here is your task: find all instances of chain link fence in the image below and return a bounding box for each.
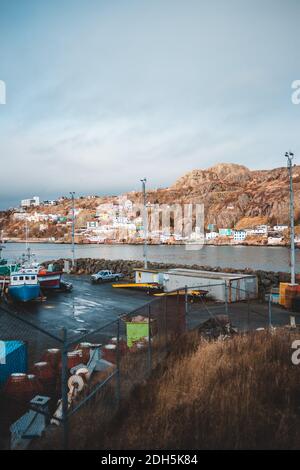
[0,281,295,450]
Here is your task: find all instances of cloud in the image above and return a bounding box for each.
[0,0,300,208]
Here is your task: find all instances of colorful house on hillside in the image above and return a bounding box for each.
[219,228,233,237]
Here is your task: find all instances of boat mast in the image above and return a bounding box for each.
[0,230,3,260]
[25,217,31,264]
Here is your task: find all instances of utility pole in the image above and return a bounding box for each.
[70,192,76,269]
[285,151,296,284]
[141,178,148,269]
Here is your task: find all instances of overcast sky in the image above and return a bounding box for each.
[0,0,299,208]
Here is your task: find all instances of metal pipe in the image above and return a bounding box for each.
[268,293,272,329]
[224,282,229,315]
[184,285,188,317]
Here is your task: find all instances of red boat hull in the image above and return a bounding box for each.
[38,272,62,289]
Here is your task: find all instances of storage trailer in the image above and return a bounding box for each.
[163,269,258,302]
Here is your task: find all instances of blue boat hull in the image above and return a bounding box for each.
[8,284,41,302]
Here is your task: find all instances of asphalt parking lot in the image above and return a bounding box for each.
[0,275,152,358]
[9,274,151,335]
[0,275,297,361]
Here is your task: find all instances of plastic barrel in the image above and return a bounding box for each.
[3,373,32,427]
[279,283,290,306]
[101,344,117,364]
[285,285,299,310]
[42,348,61,370]
[75,343,91,364]
[67,350,83,369]
[32,361,56,395]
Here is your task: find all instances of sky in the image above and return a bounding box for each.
[0,0,299,208]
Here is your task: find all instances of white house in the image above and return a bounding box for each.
[245,225,269,236]
[123,199,133,211]
[234,230,247,241]
[205,231,219,240]
[268,237,283,245]
[13,212,27,220]
[87,221,99,230]
[273,225,288,232]
[42,200,57,206]
[21,196,40,208]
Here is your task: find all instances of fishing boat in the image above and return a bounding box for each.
[8,268,41,302]
[0,244,20,276]
[21,245,64,290]
[0,259,20,276]
[37,264,63,290]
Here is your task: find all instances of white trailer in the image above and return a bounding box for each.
[163,269,258,302]
[134,269,165,285]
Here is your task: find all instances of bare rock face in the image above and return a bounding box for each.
[1,163,299,237]
[172,163,251,189]
[132,163,300,228]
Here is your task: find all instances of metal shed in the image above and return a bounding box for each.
[163,268,258,302]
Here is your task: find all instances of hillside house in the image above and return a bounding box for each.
[205,231,218,240]
[219,228,233,236]
[87,221,99,230]
[234,230,247,241]
[273,224,288,232]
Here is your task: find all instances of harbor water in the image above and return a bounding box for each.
[2,242,299,273]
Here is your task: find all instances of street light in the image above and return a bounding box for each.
[140,178,148,269]
[70,192,76,269]
[285,151,295,284]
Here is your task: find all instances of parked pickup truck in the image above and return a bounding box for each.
[91,270,124,284]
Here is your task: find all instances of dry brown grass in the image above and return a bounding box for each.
[97,329,300,450]
[36,328,300,450]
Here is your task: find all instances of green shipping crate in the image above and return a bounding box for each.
[126,322,149,348]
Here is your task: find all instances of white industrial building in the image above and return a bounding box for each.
[134,268,258,302]
[21,196,40,208]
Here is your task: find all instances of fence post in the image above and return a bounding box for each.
[148,303,152,373]
[268,294,272,329]
[224,282,229,316]
[164,295,168,352]
[184,285,188,331]
[247,291,250,331]
[184,285,188,315]
[61,327,69,450]
[116,317,121,404]
[176,289,180,335]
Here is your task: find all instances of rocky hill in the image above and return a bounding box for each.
[0,163,299,238]
[128,163,300,228]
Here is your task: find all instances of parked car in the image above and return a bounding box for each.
[91,270,124,284]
